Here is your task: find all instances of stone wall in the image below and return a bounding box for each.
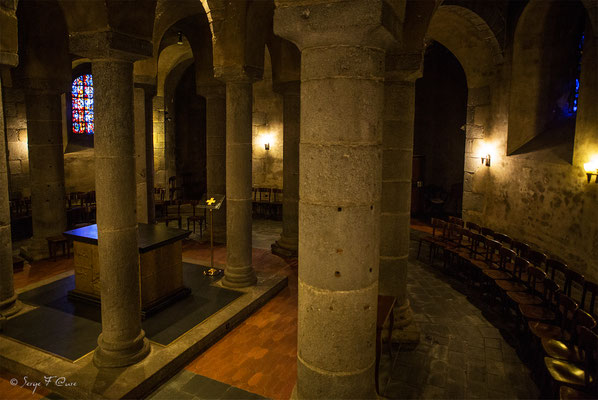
[462,19,598,282]
[3,86,29,197]
[252,51,283,189]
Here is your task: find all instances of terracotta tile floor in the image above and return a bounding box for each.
[181,240,298,400]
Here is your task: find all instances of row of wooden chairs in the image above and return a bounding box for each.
[252,187,282,219]
[66,191,96,227]
[9,197,31,218]
[417,217,598,399]
[156,200,207,236]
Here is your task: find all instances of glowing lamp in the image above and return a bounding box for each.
[584,160,598,183]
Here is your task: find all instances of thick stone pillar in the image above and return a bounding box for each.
[379,52,422,346]
[134,83,156,224]
[25,86,67,259]
[221,79,256,288]
[91,59,150,367]
[198,84,226,243]
[271,81,299,258]
[0,72,21,318]
[275,1,396,397]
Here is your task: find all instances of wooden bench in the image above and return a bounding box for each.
[46,235,70,261]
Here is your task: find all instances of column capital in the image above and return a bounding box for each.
[69,31,152,62]
[273,80,300,96]
[214,64,262,84]
[197,81,226,99]
[274,0,400,50]
[385,51,423,82]
[134,82,157,97]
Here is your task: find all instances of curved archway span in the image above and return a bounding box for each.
[426,5,502,89]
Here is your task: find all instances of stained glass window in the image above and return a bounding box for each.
[72,74,94,134]
[569,34,584,114]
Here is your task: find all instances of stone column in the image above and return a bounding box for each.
[275,1,396,397]
[24,85,67,259]
[0,72,22,318]
[271,81,299,258]
[379,52,422,346]
[91,59,150,367]
[221,79,256,287]
[134,83,156,224]
[198,84,226,243]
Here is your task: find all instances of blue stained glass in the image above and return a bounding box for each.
[569,34,584,115]
[72,74,94,135]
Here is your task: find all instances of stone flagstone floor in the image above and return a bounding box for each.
[377,229,541,399]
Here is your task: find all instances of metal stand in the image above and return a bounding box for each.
[210,208,214,268]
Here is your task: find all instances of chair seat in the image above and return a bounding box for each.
[542,339,583,363]
[506,291,542,305]
[496,280,527,292]
[520,304,556,321]
[528,321,565,340]
[470,259,489,270]
[559,385,594,399]
[545,357,589,387]
[484,269,511,280]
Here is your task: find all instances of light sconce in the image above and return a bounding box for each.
[264,143,270,151]
[584,160,598,183]
[481,154,491,167]
[177,31,183,45]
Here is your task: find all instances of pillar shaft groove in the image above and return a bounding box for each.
[92,59,149,367]
[272,82,300,257]
[222,80,256,288]
[0,74,21,317]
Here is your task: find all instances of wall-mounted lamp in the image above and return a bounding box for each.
[177,31,183,45]
[584,160,598,183]
[264,143,270,151]
[481,154,491,167]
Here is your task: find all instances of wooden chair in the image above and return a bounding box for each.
[448,216,464,227]
[496,256,531,294]
[511,240,530,258]
[159,200,182,228]
[526,292,577,345]
[465,221,481,233]
[544,326,598,398]
[271,188,283,220]
[469,238,502,284]
[580,281,597,319]
[187,200,206,236]
[492,232,513,247]
[154,187,167,218]
[542,309,596,364]
[506,265,546,308]
[417,218,447,262]
[480,226,494,237]
[526,249,548,269]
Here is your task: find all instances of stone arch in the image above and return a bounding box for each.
[425,5,503,218]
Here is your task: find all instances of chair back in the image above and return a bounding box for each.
[448,216,464,227]
[491,232,513,246]
[563,269,585,302]
[470,233,486,259]
[512,256,531,283]
[577,326,598,390]
[498,247,517,272]
[545,258,568,281]
[511,240,529,257]
[581,280,597,319]
[527,266,547,296]
[481,227,494,237]
[466,221,481,233]
[556,293,578,337]
[526,249,547,269]
[484,238,502,264]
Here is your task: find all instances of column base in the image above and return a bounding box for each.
[222,265,257,288]
[0,295,22,318]
[93,331,151,368]
[390,300,420,350]
[20,237,51,261]
[271,234,298,258]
